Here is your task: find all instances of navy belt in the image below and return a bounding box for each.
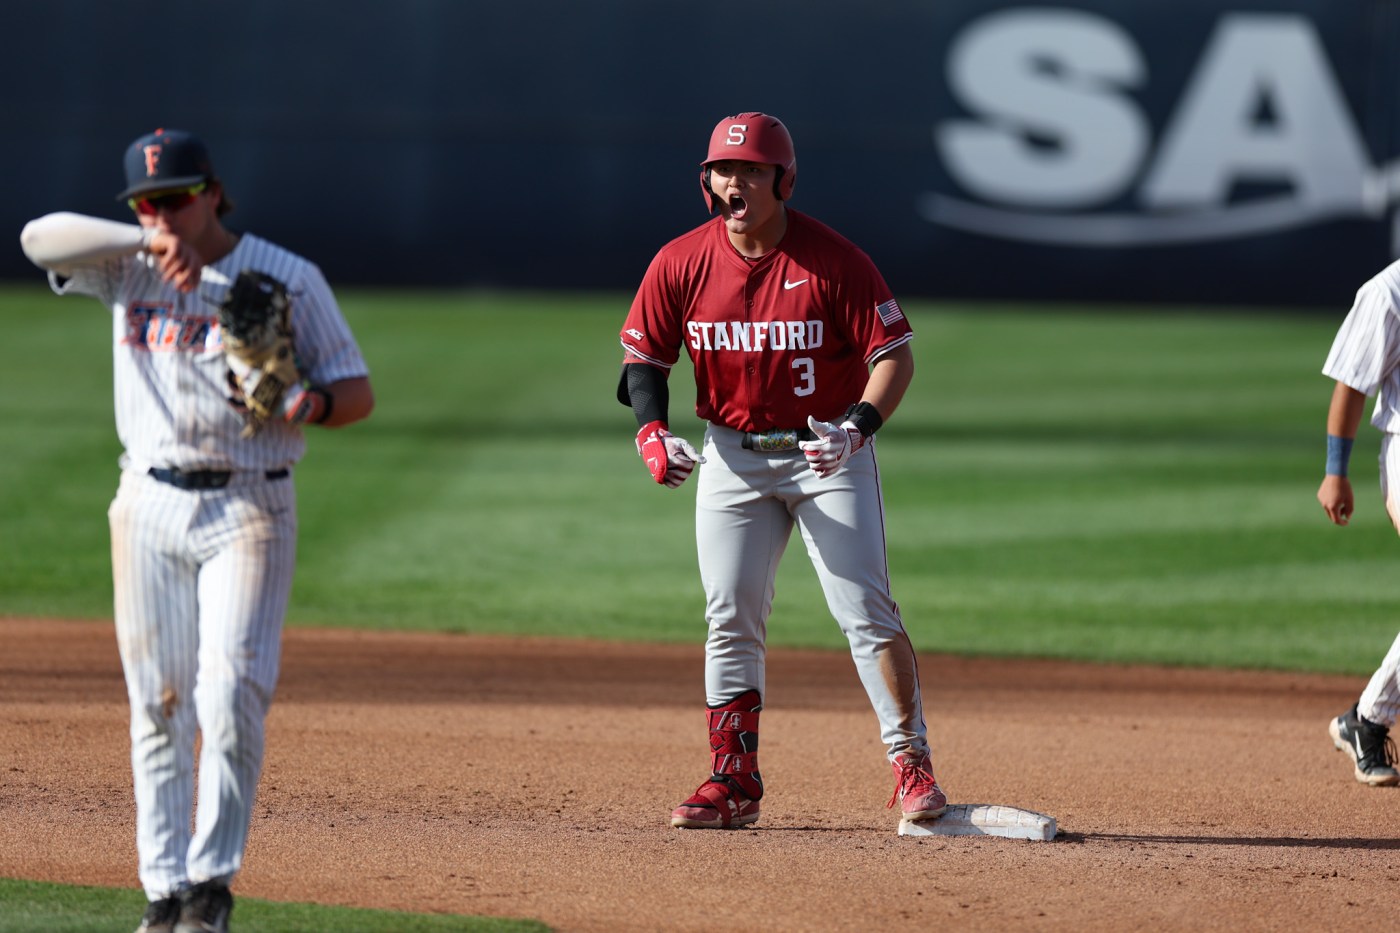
[741,428,816,452]
[148,467,290,490]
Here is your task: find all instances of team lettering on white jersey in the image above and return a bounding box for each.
[687,319,824,352]
[122,304,222,353]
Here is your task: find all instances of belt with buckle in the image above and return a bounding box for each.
[148,467,290,490]
[741,428,816,452]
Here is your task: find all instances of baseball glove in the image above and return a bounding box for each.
[219,270,302,438]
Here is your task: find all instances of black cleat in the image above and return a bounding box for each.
[1329,704,1400,786]
[134,895,181,933]
[175,881,234,933]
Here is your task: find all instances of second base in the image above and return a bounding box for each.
[898,803,1056,841]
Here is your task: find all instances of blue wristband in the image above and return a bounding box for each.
[1326,434,1354,476]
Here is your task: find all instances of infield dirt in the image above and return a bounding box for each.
[3,617,1399,931]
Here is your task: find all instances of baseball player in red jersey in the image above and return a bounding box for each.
[617,112,948,829]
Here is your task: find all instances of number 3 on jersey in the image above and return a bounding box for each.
[792,357,814,396]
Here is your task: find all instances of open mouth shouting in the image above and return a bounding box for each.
[727,195,749,220]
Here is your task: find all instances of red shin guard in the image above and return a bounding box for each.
[705,689,764,801]
[671,689,765,828]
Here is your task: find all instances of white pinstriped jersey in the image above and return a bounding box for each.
[50,233,368,472]
[1326,260,1400,728]
[1323,257,1400,433]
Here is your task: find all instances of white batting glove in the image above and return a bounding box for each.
[799,415,865,479]
[636,420,705,488]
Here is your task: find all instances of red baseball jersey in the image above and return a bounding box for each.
[620,210,914,433]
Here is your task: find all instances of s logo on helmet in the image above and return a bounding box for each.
[726,124,749,147]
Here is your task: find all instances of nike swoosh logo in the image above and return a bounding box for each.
[784,278,809,290]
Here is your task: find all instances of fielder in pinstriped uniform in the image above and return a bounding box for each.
[617,112,949,830]
[1317,259,1400,787]
[20,129,374,933]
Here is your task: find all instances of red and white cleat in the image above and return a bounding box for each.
[671,776,761,829]
[888,753,948,822]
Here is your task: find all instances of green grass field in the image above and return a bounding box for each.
[3,285,1397,673]
[5,284,1398,928]
[0,878,547,932]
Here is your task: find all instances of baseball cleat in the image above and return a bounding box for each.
[888,753,949,821]
[134,895,181,933]
[174,881,233,933]
[1329,704,1400,787]
[671,776,761,829]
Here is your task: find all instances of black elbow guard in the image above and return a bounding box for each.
[618,363,669,426]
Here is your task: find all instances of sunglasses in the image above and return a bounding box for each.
[128,182,207,216]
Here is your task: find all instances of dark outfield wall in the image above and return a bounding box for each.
[5,1,1398,306]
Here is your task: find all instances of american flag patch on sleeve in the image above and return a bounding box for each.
[876,299,905,326]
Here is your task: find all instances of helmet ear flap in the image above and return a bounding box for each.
[701,166,718,213]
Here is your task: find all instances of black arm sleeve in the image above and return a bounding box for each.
[616,362,669,427]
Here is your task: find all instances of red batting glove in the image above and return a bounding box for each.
[799,415,866,479]
[636,420,704,488]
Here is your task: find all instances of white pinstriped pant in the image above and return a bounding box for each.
[108,469,296,900]
[694,424,930,762]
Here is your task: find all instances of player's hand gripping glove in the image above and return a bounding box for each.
[799,414,866,479]
[218,270,308,438]
[636,420,705,488]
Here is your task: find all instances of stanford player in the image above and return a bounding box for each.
[617,112,949,830]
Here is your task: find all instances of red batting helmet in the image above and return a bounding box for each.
[699,112,797,212]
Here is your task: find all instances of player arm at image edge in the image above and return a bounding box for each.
[1318,380,1368,526]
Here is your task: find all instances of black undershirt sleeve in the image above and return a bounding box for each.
[617,362,669,427]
